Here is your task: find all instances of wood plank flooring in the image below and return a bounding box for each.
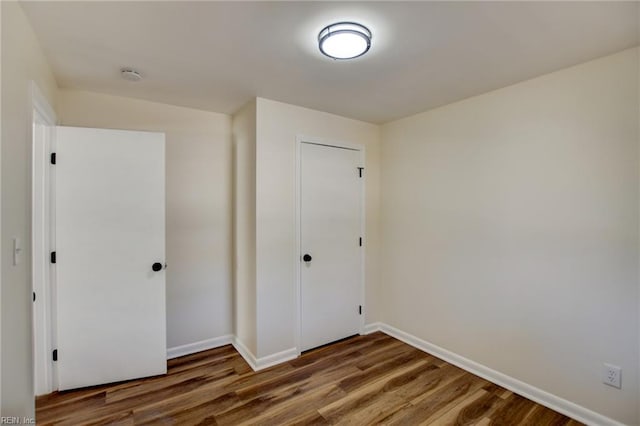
[36,332,581,425]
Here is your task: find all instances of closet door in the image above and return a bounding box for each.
[55,126,166,390]
[300,141,362,351]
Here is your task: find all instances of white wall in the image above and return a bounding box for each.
[1,1,58,417]
[232,100,257,354]
[380,48,639,425]
[57,90,233,350]
[255,98,381,358]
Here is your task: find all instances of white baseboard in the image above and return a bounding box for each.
[166,334,233,360]
[254,347,298,371]
[169,334,297,372]
[232,337,297,371]
[362,322,383,335]
[364,322,622,426]
[232,336,259,370]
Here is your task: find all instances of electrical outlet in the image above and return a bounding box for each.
[603,363,621,389]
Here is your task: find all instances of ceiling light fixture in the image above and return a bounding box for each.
[121,68,142,82]
[318,22,371,60]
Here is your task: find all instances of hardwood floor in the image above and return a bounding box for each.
[36,332,581,425]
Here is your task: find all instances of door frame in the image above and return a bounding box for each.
[294,135,366,355]
[30,81,57,395]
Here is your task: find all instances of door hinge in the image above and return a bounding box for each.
[50,251,56,264]
[359,305,362,315]
[50,152,56,165]
[357,167,364,178]
[359,237,362,247]
[52,349,58,362]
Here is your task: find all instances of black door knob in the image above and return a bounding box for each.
[152,262,163,272]
[303,254,312,262]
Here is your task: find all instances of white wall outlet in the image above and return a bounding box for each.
[603,363,622,389]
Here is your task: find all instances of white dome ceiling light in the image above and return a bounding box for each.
[121,68,143,82]
[318,22,371,60]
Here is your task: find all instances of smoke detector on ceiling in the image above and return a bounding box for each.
[121,68,142,82]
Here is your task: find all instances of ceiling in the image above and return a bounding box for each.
[21,1,639,124]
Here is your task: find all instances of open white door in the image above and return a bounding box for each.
[55,126,166,391]
[300,142,362,352]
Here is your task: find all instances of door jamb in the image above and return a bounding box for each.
[31,81,57,395]
[294,135,366,356]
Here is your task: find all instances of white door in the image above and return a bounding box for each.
[55,126,167,391]
[300,142,362,351]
